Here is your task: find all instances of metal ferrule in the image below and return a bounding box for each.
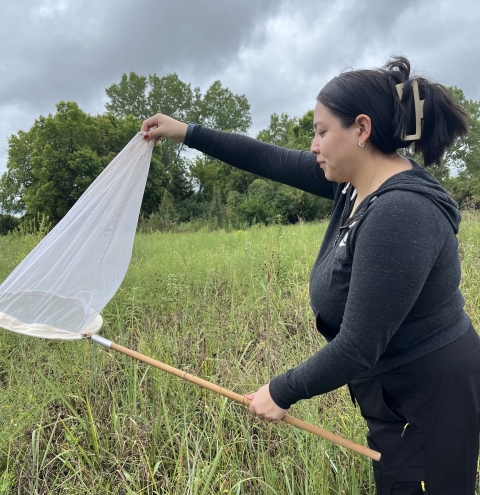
[90,334,113,348]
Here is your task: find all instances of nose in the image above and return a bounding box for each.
[310,135,319,154]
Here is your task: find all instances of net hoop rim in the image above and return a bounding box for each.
[0,311,103,340]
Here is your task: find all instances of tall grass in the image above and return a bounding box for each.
[0,212,479,494]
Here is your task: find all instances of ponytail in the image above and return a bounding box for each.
[416,80,468,165]
[317,56,469,166]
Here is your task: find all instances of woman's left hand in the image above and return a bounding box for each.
[245,384,288,424]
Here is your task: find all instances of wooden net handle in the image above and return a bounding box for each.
[105,341,380,461]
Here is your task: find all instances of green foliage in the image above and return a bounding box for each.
[444,86,480,176]
[2,102,106,221]
[0,103,169,223]
[189,155,256,202]
[187,109,331,228]
[138,191,179,234]
[444,173,480,209]
[0,215,20,236]
[105,72,253,214]
[288,110,316,150]
[256,110,315,150]
[236,179,282,224]
[239,110,330,224]
[15,212,52,237]
[105,72,252,133]
[1,219,480,492]
[4,76,478,234]
[105,72,150,119]
[196,80,252,133]
[256,113,295,146]
[1,82,254,230]
[0,129,34,214]
[0,222,372,494]
[231,179,330,225]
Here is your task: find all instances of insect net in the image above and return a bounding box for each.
[0,132,154,339]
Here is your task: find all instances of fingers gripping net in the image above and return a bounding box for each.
[0,133,154,339]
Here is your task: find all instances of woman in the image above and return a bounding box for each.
[142,56,479,494]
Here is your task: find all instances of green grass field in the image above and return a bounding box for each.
[0,212,479,494]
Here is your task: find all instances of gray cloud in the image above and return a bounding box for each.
[0,0,281,173]
[214,0,480,132]
[0,0,279,105]
[1,0,480,176]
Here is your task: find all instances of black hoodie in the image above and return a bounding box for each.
[188,126,471,410]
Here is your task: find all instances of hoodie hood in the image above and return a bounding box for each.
[359,159,461,234]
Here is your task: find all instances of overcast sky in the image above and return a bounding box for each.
[1,0,480,176]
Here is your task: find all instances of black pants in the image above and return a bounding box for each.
[349,324,480,495]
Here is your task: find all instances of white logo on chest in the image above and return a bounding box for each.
[339,232,349,247]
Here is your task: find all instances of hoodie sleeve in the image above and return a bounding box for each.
[188,125,336,200]
[269,191,453,408]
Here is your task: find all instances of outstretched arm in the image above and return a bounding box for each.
[142,114,335,200]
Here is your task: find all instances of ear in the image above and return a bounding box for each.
[355,114,371,145]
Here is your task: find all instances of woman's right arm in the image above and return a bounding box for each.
[142,114,335,200]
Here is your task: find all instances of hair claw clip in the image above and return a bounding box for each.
[395,80,425,141]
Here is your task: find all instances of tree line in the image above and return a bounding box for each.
[1,73,479,234]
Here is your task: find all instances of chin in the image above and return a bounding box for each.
[323,169,335,182]
[324,168,344,183]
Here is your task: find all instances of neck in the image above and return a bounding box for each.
[349,152,412,204]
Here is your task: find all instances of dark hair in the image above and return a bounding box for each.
[316,56,469,166]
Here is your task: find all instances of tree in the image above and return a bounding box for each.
[443,172,480,209]
[249,110,331,223]
[0,129,33,214]
[105,72,149,120]
[0,214,20,235]
[441,87,480,208]
[184,78,253,204]
[0,102,169,223]
[189,154,255,202]
[106,73,197,206]
[236,179,281,224]
[0,102,104,221]
[256,113,296,147]
[105,72,252,132]
[105,72,252,207]
[287,110,315,150]
[194,80,251,133]
[190,109,331,226]
[190,110,315,208]
[443,87,480,176]
[0,71,253,227]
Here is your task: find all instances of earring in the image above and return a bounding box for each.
[358,142,365,148]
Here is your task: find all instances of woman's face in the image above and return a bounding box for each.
[310,101,362,183]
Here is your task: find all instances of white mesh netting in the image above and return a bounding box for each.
[0,132,154,339]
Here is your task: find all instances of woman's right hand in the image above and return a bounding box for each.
[141,114,188,144]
